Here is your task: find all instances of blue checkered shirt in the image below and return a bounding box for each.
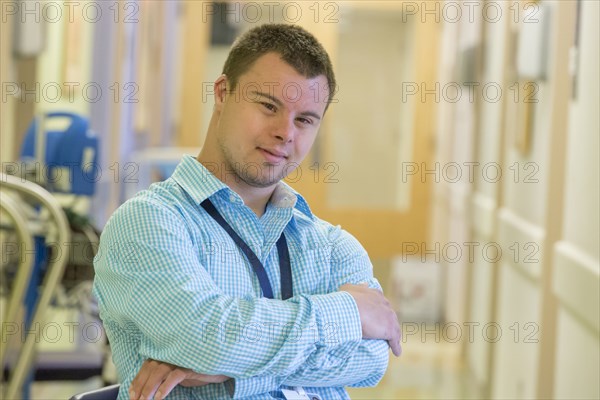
[93,155,389,399]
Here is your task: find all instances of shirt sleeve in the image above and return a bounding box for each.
[93,198,363,390]
[227,291,366,398]
[273,223,391,389]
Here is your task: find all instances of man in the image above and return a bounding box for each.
[94,24,401,400]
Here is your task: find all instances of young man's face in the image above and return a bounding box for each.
[212,52,330,189]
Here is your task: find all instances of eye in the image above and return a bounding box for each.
[261,102,277,112]
[296,117,314,126]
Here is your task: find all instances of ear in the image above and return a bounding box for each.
[214,75,228,109]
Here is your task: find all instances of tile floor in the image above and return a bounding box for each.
[347,335,483,399]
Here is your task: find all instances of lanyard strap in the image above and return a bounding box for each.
[201,198,293,300]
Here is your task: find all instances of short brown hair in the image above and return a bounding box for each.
[222,24,336,107]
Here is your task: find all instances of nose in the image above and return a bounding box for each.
[273,115,296,143]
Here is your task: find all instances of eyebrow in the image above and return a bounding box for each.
[250,91,322,121]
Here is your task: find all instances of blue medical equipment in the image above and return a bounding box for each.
[20,112,99,196]
[2,112,105,399]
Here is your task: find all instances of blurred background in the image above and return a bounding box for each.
[1,0,598,399]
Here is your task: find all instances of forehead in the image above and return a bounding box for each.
[236,53,330,109]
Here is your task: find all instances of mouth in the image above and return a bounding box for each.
[258,147,288,163]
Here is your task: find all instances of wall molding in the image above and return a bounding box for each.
[553,240,600,332]
[471,191,497,238]
[498,207,546,281]
[448,184,471,216]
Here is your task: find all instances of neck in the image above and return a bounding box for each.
[196,151,275,218]
[235,186,274,218]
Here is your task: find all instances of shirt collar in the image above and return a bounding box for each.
[171,155,314,220]
[273,180,314,220]
[171,155,228,203]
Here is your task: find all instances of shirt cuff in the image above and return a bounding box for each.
[225,376,278,399]
[310,291,362,348]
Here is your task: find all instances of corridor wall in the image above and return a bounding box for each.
[551,1,600,398]
[434,1,599,399]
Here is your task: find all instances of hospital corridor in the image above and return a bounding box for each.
[1,1,599,399]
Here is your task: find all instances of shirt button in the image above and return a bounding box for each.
[229,195,236,202]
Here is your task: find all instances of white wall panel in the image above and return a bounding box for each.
[466,2,510,391]
[560,1,600,261]
[553,242,599,331]
[553,306,600,400]
[492,262,541,399]
[497,208,545,281]
[552,0,600,397]
[466,232,495,385]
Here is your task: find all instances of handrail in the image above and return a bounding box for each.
[0,193,36,371]
[0,173,71,399]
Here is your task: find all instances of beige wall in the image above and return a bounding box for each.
[0,3,15,164]
[431,1,600,399]
[467,1,510,390]
[552,0,600,398]
[435,0,598,398]
[35,1,94,117]
[1,1,96,161]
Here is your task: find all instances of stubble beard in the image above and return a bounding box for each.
[219,140,285,188]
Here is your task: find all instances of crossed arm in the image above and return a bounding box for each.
[94,200,401,399]
[127,284,398,399]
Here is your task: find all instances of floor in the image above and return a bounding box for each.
[347,335,483,399]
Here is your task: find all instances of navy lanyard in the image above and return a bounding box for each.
[201,198,293,300]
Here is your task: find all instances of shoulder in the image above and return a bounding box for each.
[291,207,367,259]
[102,178,191,237]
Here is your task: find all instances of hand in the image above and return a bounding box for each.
[129,359,230,399]
[339,283,402,356]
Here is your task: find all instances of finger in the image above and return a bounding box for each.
[204,374,230,383]
[180,374,230,387]
[180,379,212,387]
[391,323,402,356]
[138,362,174,400]
[154,368,188,400]
[389,338,402,356]
[130,360,156,399]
